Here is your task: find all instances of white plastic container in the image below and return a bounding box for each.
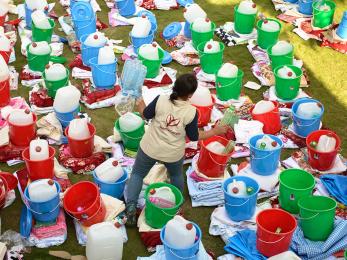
[45,64,67,81]
[28,41,51,55]
[29,139,49,161]
[95,158,124,183]
[316,135,336,153]
[319,4,331,11]
[149,186,176,205]
[238,0,257,15]
[277,66,296,79]
[26,0,48,11]
[0,34,11,52]
[192,17,212,33]
[28,179,58,203]
[261,20,280,32]
[256,135,279,150]
[1,106,13,120]
[204,40,220,53]
[86,222,123,260]
[271,41,293,56]
[138,43,159,60]
[253,100,275,114]
[84,32,107,47]
[131,15,151,38]
[0,56,9,82]
[8,109,34,126]
[68,118,90,140]
[119,112,143,132]
[31,10,51,29]
[98,46,116,65]
[227,179,247,197]
[183,4,207,24]
[217,63,238,78]
[296,102,322,119]
[53,85,81,113]
[206,141,225,154]
[0,2,9,16]
[165,216,197,249]
[189,86,212,106]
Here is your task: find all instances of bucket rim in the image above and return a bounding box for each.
[26,44,52,58]
[92,169,128,185]
[24,179,61,204]
[22,145,56,163]
[279,169,315,191]
[63,181,100,214]
[298,195,337,213]
[274,65,303,80]
[114,115,145,134]
[197,41,225,55]
[256,208,297,235]
[89,56,118,67]
[216,69,244,81]
[201,135,233,157]
[256,18,282,32]
[129,30,155,40]
[43,67,70,83]
[190,21,216,33]
[160,221,202,250]
[6,113,38,127]
[234,5,257,16]
[65,122,96,142]
[312,0,336,12]
[144,182,184,210]
[32,18,55,31]
[222,176,260,199]
[54,105,81,116]
[292,98,324,121]
[306,130,341,154]
[249,134,284,151]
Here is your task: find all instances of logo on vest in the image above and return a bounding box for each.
[160,114,181,136]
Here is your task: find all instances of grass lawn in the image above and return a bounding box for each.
[1,0,347,259]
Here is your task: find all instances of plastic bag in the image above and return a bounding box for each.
[114,94,136,116]
[120,59,147,98]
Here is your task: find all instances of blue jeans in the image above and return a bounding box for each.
[126,147,184,205]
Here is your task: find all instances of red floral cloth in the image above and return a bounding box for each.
[69,54,91,71]
[20,69,42,81]
[140,231,162,251]
[58,144,106,174]
[0,143,25,162]
[81,79,121,104]
[143,73,173,89]
[30,88,54,108]
[321,26,347,54]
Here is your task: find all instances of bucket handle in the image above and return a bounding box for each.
[169,248,199,259]
[225,198,250,207]
[65,198,103,222]
[207,151,230,166]
[93,66,116,76]
[120,131,144,140]
[292,116,320,127]
[258,235,285,244]
[250,150,278,160]
[24,200,60,215]
[160,207,181,217]
[216,72,244,89]
[296,213,319,221]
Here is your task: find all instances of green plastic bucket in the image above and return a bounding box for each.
[313,0,336,29]
[197,41,225,74]
[138,48,164,79]
[114,116,145,152]
[144,182,184,229]
[234,6,257,34]
[43,69,70,98]
[298,196,337,241]
[190,22,216,50]
[256,19,282,50]
[274,65,302,100]
[267,46,294,71]
[32,19,55,43]
[279,169,315,214]
[215,69,244,101]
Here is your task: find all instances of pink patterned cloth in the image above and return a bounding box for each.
[0,97,30,129]
[31,210,67,239]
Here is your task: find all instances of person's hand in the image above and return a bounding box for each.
[212,125,229,136]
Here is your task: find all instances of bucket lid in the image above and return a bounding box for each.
[71,1,94,21]
[20,206,32,238]
[162,50,172,64]
[176,0,194,7]
[163,22,182,40]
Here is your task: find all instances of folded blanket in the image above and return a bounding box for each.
[320,175,347,205]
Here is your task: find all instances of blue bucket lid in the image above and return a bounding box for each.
[137,11,157,27]
[163,22,182,40]
[176,0,194,7]
[71,1,94,21]
[20,205,32,238]
[162,50,172,65]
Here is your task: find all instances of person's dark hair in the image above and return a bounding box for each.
[170,74,198,103]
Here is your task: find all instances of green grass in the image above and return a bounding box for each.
[1,0,347,259]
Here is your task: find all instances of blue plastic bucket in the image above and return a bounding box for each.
[115,0,136,17]
[184,21,192,38]
[80,34,105,66]
[223,176,260,222]
[89,57,117,89]
[93,170,128,199]
[129,31,155,53]
[71,1,96,40]
[249,134,283,176]
[74,18,97,41]
[336,11,347,39]
[160,222,201,260]
[24,180,61,222]
[54,106,80,128]
[284,0,298,3]
[299,0,314,15]
[292,98,324,138]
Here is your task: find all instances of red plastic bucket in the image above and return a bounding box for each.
[7,113,37,147]
[0,49,11,64]
[0,77,10,107]
[256,208,297,257]
[65,123,96,158]
[306,130,341,171]
[250,101,281,134]
[22,146,55,181]
[197,136,233,178]
[0,172,18,191]
[63,181,106,227]
[0,15,5,27]
[192,96,215,128]
[0,175,8,209]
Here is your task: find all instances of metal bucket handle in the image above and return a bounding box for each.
[225,198,250,207]
[169,248,199,259]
